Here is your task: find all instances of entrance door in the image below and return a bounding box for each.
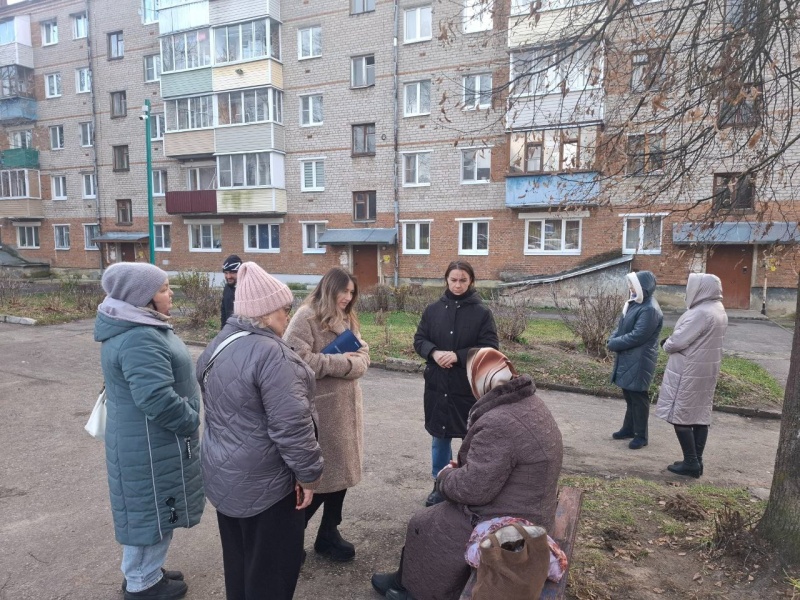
[120,243,136,262]
[352,245,379,289]
[706,245,752,309]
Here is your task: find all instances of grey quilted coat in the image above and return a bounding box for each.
[655,274,728,425]
[196,320,323,518]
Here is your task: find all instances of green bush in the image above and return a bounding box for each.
[174,271,221,328]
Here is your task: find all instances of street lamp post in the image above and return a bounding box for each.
[142,100,156,265]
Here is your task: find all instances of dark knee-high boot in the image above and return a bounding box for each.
[667,425,701,478]
[693,425,708,476]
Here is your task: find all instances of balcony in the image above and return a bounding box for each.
[506,172,600,208]
[0,41,34,69]
[0,97,36,124]
[0,197,42,218]
[217,188,287,214]
[1,148,38,169]
[165,190,217,214]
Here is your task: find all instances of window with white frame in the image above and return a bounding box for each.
[79,122,94,147]
[302,222,326,253]
[152,114,166,140]
[217,153,271,188]
[404,6,432,43]
[511,42,602,96]
[17,225,40,248]
[459,220,489,255]
[144,55,161,82]
[142,0,159,24]
[300,94,323,126]
[9,130,32,149]
[245,222,280,252]
[152,170,167,196]
[76,67,92,93]
[82,173,96,198]
[108,31,124,59]
[298,26,321,59]
[402,221,431,254]
[463,73,492,109]
[623,215,663,254]
[188,166,216,190]
[73,13,88,39]
[154,223,171,250]
[0,170,28,198]
[45,73,61,98]
[403,152,431,186]
[461,148,491,182]
[84,224,100,250]
[50,125,64,150]
[0,19,14,45]
[463,0,493,33]
[160,29,211,73]
[215,19,278,63]
[218,88,281,125]
[352,55,375,88]
[509,127,598,173]
[404,80,431,116]
[352,0,376,14]
[189,222,222,251]
[41,20,58,46]
[525,218,581,254]
[166,95,213,131]
[51,175,67,200]
[54,225,70,249]
[301,159,324,191]
[353,191,377,221]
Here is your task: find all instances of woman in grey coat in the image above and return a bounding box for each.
[95,263,203,600]
[656,273,728,478]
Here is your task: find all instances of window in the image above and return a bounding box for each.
[160,29,212,72]
[82,173,97,198]
[0,170,29,198]
[188,166,216,190]
[189,222,222,251]
[152,114,166,140]
[301,159,325,191]
[726,0,765,28]
[73,13,88,39]
[403,152,431,186]
[54,225,70,250]
[152,170,168,196]
[45,73,61,98]
[50,125,64,150]
[218,88,281,125]
[0,65,33,99]
[76,68,92,93]
[142,0,158,24]
[79,122,94,147]
[144,55,161,82]
[459,220,489,255]
[300,94,323,126]
[108,31,124,59]
[154,224,171,250]
[631,50,666,93]
[463,0,493,33]
[0,19,14,45]
[352,55,375,87]
[9,130,32,149]
[217,153,271,187]
[353,191,377,222]
[51,175,67,200]
[462,148,491,182]
[165,95,213,131]
[623,215,663,254]
[404,80,431,116]
[84,224,100,250]
[245,222,280,252]
[713,173,754,212]
[17,225,40,249]
[111,91,127,117]
[463,73,492,109]
[403,221,431,254]
[303,222,326,253]
[719,83,761,127]
[352,0,376,13]
[113,145,130,171]
[525,218,581,254]
[404,6,432,43]
[116,199,133,225]
[41,20,58,46]
[509,127,598,173]
[626,133,664,175]
[215,19,278,63]
[298,26,322,59]
[511,43,602,96]
[352,123,376,156]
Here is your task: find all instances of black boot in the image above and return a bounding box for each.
[314,526,356,562]
[371,571,401,596]
[612,397,634,439]
[693,425,708,476]
[425,484,444,507]
[667,425,701,478]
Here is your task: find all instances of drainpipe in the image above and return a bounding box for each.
[85,0,103,271]
[392,0,400,287]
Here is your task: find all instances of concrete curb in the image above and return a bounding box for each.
[0,314,37,325]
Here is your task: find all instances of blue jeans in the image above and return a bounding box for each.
[121,531,173,593]
[431,436,453,480]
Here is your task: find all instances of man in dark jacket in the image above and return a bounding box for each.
[607,271,663,450]
[220,254,241,329]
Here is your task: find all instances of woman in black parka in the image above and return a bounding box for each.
[413,261,499,507]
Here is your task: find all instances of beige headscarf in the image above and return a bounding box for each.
[466,347,518,399]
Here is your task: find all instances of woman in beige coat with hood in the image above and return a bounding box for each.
[284,267,370,562]
[656,273,728,478]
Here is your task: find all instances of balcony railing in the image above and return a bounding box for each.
[505,172,600,207]
[0,97,36,124]
[1,148,38,169]
[165,189,217,214]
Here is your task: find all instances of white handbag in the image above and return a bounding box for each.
[84,387,107,440]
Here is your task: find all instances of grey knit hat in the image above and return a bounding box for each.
[102,262,169,307]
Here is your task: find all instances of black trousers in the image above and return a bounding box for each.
[305,488,347,530]
[216,491,304,600]
[622,389,650,440]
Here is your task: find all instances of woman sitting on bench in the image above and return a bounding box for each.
[372,348,564,600]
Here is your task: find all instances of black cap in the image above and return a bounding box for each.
[222,255,242,272]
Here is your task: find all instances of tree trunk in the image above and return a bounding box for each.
[759,276,800,564]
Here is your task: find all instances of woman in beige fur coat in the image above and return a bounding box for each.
[284,267,370,562]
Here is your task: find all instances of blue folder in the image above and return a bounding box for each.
[321,329,363,354]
